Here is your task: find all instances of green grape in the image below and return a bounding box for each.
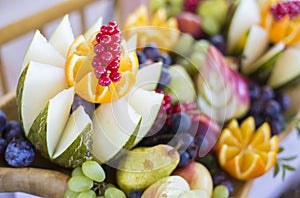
[193,40,210,54]
[68,175,94,192]
[202,17,220,36]
[64,188,79,198]
[78,190,97,198]
[173,33,195,56]
[104,187,126,198]
[212,185,230,198]
[82,160,106,182]
[71,166,84,177]
[167,0,183,7]
[150,0,166,12]
[97,196,105,198]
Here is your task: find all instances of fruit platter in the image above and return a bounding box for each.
[1,0,300,197]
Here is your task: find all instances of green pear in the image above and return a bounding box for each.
[116,144,180,194]
[163,65,196,104]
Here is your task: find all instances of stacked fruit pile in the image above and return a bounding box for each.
[1,0,300,197]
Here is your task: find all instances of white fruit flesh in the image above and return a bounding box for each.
[83,17,103,39]
[126,87,164,145]
[268,47,300,88]
[92,98,142,163]
[53,106,92,158]
[49,15,75,57]
[241,25,268,71]
[19,61,68,135]
[21,30,65,74]
[134,62,162,91]
[47,87,74,157]
[227,0,260,53]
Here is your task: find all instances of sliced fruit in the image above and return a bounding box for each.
[241,25,268,71]
[134,62,162,91]
[21,30,65,74]
[215,117,279,180]
[17,61,68,135]
[53,106,93,168]
[49,15,75,57]
[92,97,142,163]
[267,47,300,88]
[126,87,164,145]
[27,87,74,159]
[227,0,260,53]
[83,17,103,40]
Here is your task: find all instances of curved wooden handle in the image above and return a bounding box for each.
[0,167,70,198]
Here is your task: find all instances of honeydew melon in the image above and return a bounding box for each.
[21,30,65,74]
[126,87,164,145]
[84,17,103,39]
[134,62,162,91]
[49,15,75,57]
[27,87,74,159]
[17,61,68,135]
[92,98,142,163]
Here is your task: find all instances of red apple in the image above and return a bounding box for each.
[172,161,213,197]
[176,12,203,39]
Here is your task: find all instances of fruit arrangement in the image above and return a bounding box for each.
[1,0,300,197]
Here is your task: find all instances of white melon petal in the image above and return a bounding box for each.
[17,61,68,135]
[49,15,75,57]
[92,98,142,163]
[126,87,164,145]
[134,62,162,91]
[84,17,103,40]
[21,30,65,74]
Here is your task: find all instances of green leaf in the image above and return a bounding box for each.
[282,164,296,171]
[273,163,280,177]
[277,147,284,154]
[281,156,297,161]
[282,168,286,181]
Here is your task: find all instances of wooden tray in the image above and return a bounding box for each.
[0,91,298,198]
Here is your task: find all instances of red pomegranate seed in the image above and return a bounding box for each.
[109,71,122,82]
[99,74,111,86]
[270,1,300,21]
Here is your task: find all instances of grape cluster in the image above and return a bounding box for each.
[93,21,122,86]
[246,83,291,136]
[0,109,34,167]
[137,43,172,89]
[65,160,126,198]
[271,0,300,21]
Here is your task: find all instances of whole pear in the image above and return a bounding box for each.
[116,144,180,194]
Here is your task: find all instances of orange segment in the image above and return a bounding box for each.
[215,117,279,181]
[65,32,138,103]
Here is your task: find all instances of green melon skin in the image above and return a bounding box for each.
[53,123,93,168]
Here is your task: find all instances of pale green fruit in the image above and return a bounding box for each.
[134,62,162,91]
[92,97,142,163]
[117,144,180,195]
[17,61,68,136]
[49,15,75,57]
[126,87,164,145]
[163,65,196,103]
[27,87,74,159]
[21,30,64,73]
[84,17,103,39]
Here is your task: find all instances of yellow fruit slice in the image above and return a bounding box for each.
[216,117,279,181]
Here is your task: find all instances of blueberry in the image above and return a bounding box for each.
[128,189,144,198]
[178,151,190,168]
[157,67,171,89]
[0,110,7,135]
[5,139,35,167]
[170,112,192,134]
[3,120,24,142]
[264,100,281,117]
[248,83,260,99]
[170,133,194,152]
[250,99,265,114]
[143,43,160,60]
[156,53,172,66]
[260,86,274,100]
[253,114,265,128]
[275,93,291,112]
[209,35,226,55]
[136,51,147,64]
[0,138,7,155]
[269,121,282,136]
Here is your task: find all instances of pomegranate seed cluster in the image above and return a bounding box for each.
[92,21,122,86]
[270,0,300,21]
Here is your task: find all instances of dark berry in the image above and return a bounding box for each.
[269,121,282,136]
[248,83,260,99]
[220,180,234,195]
[157,67,171,89]
[128,189,144,198]
[170,132,194,152]
[143,43,160,60]
[170,112,192,134]
[260,86,274,100]
[178,151,190,167]
[264,100,281,117]
[137,51,147,65]
[253,114,265,128]
[275,93,291,112]
[0,109,7,135]
[0,138,7,155]
[250,99,265,114]
[209,35,226,55]
[3,121,24,142]
[5,139,35,167]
